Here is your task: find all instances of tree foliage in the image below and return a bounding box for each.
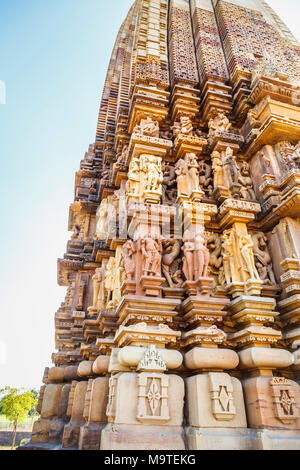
[0,387,38,449]
[0,387,38,424]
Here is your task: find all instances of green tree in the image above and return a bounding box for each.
[28,389,39,417]
[0,387,38,449]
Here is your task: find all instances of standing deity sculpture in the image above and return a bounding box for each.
[90,268,101,311]
[182,230,195,282]
[105,257,116,309]
[122,240,137,281]
[222,228,263,289]
[182,229,209,282]
[208,113,232,137]
[140,155,163,193]
[127,155,163,202]
[112,248,126,307]
[126,157,141,197]
[175,154,202,198]
[89,265,106,313]
[238,233,261,282]
[96,198,109,240]
[211,151,224,189]
[194,230,210,279]
[259,149,273,174]
[175,158,189,197]
[141,237,163,277]
[221,230,237,285]
[224,147,240,187]
[239,162,256,201]
[252,232,276,285]
[186,153,201,192]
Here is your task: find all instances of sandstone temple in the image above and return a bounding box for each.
[26,0,300,450]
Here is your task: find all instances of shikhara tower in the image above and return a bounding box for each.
[26,0,300,450]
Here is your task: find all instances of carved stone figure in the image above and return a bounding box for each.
[259,149,272,174]
[90,266,106,312]
[31,0,300,452]
[116,145,128,166]
[224,147,240,187]
[141,237,162,277]
[252,232,276,285]
[171,121,181,139]
[160,124,172,140]
[140,155,163,193]
[175,158,189,197]
[105,257,116,309]
[182,229,209,281]
[126,157,140,196]
[123,240,137,281]
[89,180,98,196]
[222,230,237,285]
[194,230,210,279]
[96,198,109,240]
[247,108,261,129]
[162,239,182,288]
[101,166,111,181]
[182,230,195,282]
[207,233,223,270]
[179,116,193,136]
[211,151,224,188]
[239,162,256,201]
[199,160,213,196]
[208,113,231,137]
[91,269,101,311]
[276,141,300,172]
[112,248,125,306]
[162,162,177,204]
[134,117,160,138]
[175,154,202,198]
[294,142,300,161]
[186,153,200,192]
[238,233,261,282]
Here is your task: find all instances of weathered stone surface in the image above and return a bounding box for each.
[28,0,300,452]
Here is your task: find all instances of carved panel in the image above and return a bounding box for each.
[137,373,170,424]
[270,377,298,424]
[106,375,119,423]
[209,373,236,421]
[192,5,229,84]
[215,1,300,83]
[169,3,199,85]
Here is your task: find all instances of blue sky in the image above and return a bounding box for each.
[0,0,299,390]
[0,0,133,389]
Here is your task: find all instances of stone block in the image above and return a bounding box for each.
[243,376,300,430]
[186,373,247,428]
